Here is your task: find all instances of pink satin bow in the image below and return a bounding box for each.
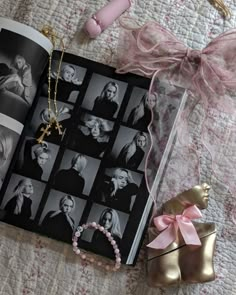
[116,21,236,107]
[147,205,202,249]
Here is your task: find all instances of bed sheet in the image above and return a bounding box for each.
[0,0,235,294]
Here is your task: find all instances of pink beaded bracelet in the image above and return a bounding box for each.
[72,222,122,271]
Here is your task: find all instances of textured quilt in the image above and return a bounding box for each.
[0,0,236,294]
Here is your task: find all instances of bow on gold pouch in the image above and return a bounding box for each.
[147,184,216,287]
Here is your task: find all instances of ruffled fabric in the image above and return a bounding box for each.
[116,18,236,200]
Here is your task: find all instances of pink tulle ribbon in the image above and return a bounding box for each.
[147,205,202,249]
[116,20,236,111]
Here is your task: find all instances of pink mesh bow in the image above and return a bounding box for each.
[147,205,202,249]
[116,20,236,111]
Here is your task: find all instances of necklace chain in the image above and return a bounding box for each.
[210,0,231,18]
[37,26,65,144]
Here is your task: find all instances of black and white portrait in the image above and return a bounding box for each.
[15,137,59,182]
[123,88,157,131]
[39,189,86,243]
[52,60,86,86]
[0,122,20,188]
[0,28,49,123]
[81,73,127,119]
[150,83,184,141]
[146,83,185,184]
[94,167,143,212]
[53,149,100,197]
[81,203,129,257]
[68,112,114,157]
[0,173,46,221]
[0,54,32,102]
[27,96,73,144]
[41,60,87,103]
[109,126,150,171]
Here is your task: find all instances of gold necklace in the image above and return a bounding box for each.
[209,0,231,18]
[37,26,65,144]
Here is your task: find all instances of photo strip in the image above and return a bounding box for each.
[81,203,129,258]
[53,149,101,197]
[67,111,114,158]
[81,73,128,119]
[123,87,156,131]
[0,173,46,222]
[94,167,143,213]
[107,126,150,172]
[14,136,59,182]
[40,60,87,104]
[38,189,86,243]
[26,96,73,144]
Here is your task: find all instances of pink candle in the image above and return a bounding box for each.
[84,0,131,38]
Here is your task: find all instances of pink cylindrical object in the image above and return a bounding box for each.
[84,0,131,38]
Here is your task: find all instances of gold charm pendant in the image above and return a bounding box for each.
[54,118,63,135]
[36,117,64,144]
[209,0,231,18]
[37,122,52,144]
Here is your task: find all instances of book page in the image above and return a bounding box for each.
[0,51,186,265]
[0,18,52,185]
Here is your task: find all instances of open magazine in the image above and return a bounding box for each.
[0,17,187,265]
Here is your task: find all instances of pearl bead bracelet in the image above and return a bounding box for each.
[72,222,122,271]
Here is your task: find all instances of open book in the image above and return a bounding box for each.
[0,17,187,265]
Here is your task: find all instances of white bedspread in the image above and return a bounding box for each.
[0,0,236,294]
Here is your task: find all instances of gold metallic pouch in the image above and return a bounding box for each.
[146,184,217,287]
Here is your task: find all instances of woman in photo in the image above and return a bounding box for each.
[0,55,32,105]
[41,195,75,242]
[43,64,82,102]
[11,54,32,104]
[51,63,82,85]
[54,153,87,196]
[35,106,71,142]
[127,92,157,130]
[4,178,34,220]
[92,81,119,118]
[116,131,148,169]
[98,168,138,212]
[0,63,13,87]
[59,64,82,85]
[18,138,51,181]
[91,208,122,257]
[69,116,112,157]
[0,127,13,187]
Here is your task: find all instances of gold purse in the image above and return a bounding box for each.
[147,184,217,287]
